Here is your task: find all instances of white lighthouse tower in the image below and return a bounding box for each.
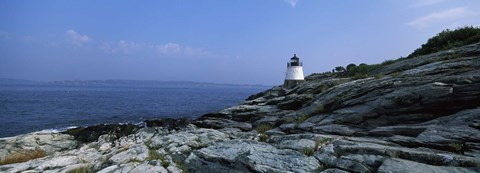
[284,54,305,88]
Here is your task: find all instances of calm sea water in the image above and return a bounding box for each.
[0,81,268,138]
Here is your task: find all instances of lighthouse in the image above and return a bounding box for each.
[284,54,305,88]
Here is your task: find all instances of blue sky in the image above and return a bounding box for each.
[1,0,479,85]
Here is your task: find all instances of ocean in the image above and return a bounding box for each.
[0,80,269,138]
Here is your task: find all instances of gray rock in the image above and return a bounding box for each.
[109,144,149,164]
[275,139,316,151]
[320,168,351,173]
[277,94,314,110]
[193,118,252,131]
[186,140,320,173]
[0,132,76,159]
[378,158,478,173]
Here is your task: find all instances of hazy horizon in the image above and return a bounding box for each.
[1,0,479,85]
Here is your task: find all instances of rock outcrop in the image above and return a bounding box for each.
[1,43,480,172]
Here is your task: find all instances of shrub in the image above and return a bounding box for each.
[381,59,396,66]
[303,147,315,156]
[0,148,46,165]
[255,124,273,134]
[346,63,357,71]
[335,66,346,72]
[353,73,369,80]
[408,26,480,58]
[342,63,382,79]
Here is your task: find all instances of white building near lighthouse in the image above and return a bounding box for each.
[284,54,304,88]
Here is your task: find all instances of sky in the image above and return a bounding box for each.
[0,0,479,85]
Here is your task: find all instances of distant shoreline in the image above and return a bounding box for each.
[0,78,273,88]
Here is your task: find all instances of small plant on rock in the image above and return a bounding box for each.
[258,134,270,142]
[128,158,142,163]
[303,147,315,156]
[391,72,402,77]
[174,160,189,173]
[374,73,386,79]
[147,149,170,167]
[296,114,310,124]
[144,138,153,147]
[316,138,333,147]
[66,165,91,173]
[449,143,464,154]
[255,124,273,134]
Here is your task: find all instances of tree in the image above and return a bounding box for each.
[346,63,357,71]
[335,66,346,72]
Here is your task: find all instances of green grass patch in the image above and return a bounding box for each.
[174,160,189,173]
[296,114,310,124]
[147,149,170,167]
[303,147,315,156]
[255,124,273,134]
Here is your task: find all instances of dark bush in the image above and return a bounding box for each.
[342,63,382,78]
[63,124,140,143]
[335,66,346,72]
[408,26,480,58]
[145,118,190,130]
[346,63,357,71]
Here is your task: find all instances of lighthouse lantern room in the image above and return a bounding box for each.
[284,54,305,88]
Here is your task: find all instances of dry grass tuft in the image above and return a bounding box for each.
[0,148,46,165]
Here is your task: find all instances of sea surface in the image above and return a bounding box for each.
[0,80,269,138]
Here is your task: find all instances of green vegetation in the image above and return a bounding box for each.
[449,143,464,154]
[255,124,273,134]
[408,26,480,58]
[66,165,91,173]
[144,139,153,148]
[334,66,346,72]
[316,138,333,149]
[313,106,325,115]
[283,117,296,123]
[128,158,142,163]
[391,72,402,77]
[380,59,397,66]
[258,134,270,142]
[302,138,334,157]
[174,160,189,173]
[0,148,46,165]
[332,62,384,79]
[344,63,382,78]
[326,26,480,79]
[303,147,315,156]
[374,73,385,79]
[296,114,310,124]
[147,149,170,167]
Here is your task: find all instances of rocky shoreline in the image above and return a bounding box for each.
[1,43,480,172]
